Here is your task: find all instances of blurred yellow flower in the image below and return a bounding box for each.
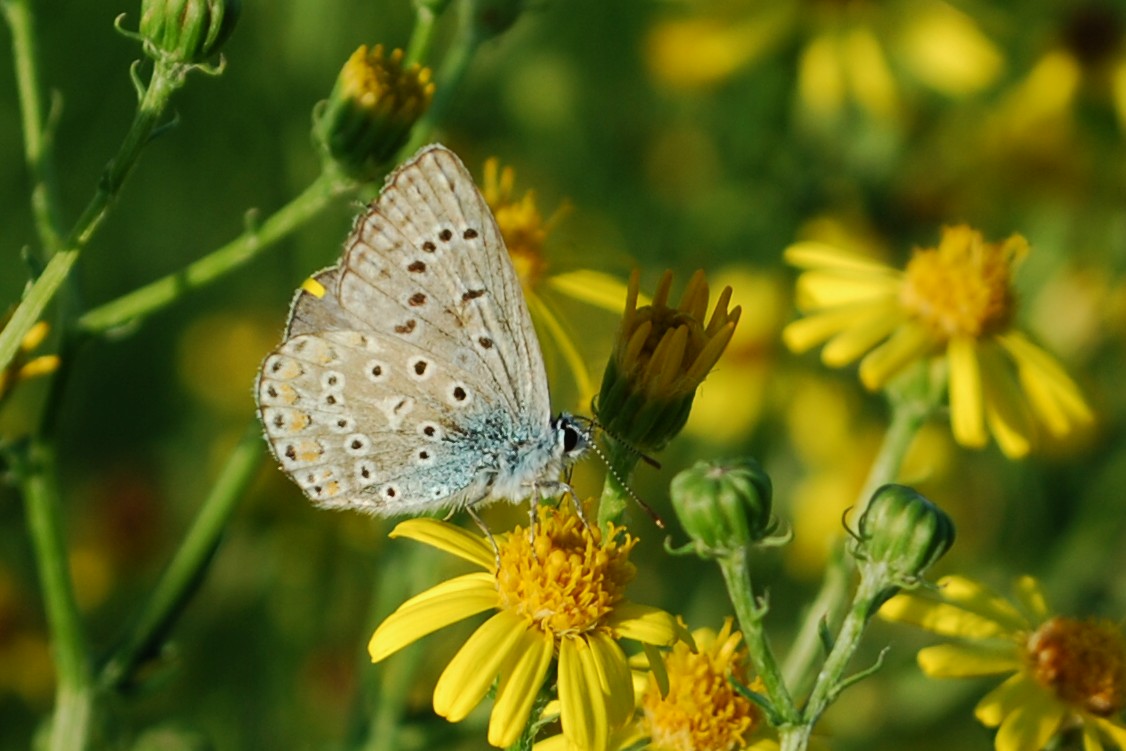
[882,576,1126,751]
[783,225,1094,458]
[537,619,776,751]
[480,156,630,405]
[368,506,682,750]
[646,0,1002,122]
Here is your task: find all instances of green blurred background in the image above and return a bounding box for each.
[3,0,1126,748]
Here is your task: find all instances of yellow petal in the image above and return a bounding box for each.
[1083,722,1106,751]
[368,572,497,662]
[782,304,885,354]
[858,321,933,389]
[1092,716,1126,750]
[947,335,987,447]
[641,642,669,698]
[844,26,899,120]
[389,518,495,569]
[489,627,554,748]
[607,602,681,646]
[994,682,1065,751]
[896,0,1003,95]
[975,673,1027,727]
[999,331,1094,435]
[917,643,1021,677]
[979,340,1033,459]
[795,270,901,309]
[798,32,845,118]
[526,290,594,401]
[547,270,643,311]
[1011,575,1051,624]
[433,610,527,722]
[880,578,1029,637]
[559,637,610,751]
[587,630,635,728]
[821,301,904,366]
[784,241,898,276]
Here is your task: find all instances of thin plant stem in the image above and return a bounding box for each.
[596,439,636,529]
[0,56,187,374]
[777,566,888,751]
[77,167,356,335]
[780,390,933,696]
[398,2,482,159]
[98,421,265,690]
[405,4,438,66]
[2,0,65,253]
[717,548,800,726]
[18,437,93,751]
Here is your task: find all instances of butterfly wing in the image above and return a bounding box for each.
[256,145,552,515]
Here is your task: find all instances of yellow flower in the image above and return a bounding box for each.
[479,156,631,405]
[538,620,776,751]
[645,0,1002,120]
[596,269,741,452]
[783,225,1094,458]
[881,575,1126,751]
[368,505,682,750]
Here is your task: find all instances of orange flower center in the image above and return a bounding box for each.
[899,225,1024,340]
[1026,616,1126,716]
[494,507,637,637]
[643,622,760,751]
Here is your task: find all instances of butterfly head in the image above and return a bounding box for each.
[552,413,591,464]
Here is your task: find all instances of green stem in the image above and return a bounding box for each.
[717,549,799,725]
[405,4,438,66]
[780,388,933,697]
[0,57,186,374]
[3,0,65,253]
[78,168,356,335]
[398,3,482,158]
[18,438,93,751]
[777,566,887,751]
[98,421,264,690]
[596,439,637,529]
[852,396,931,518]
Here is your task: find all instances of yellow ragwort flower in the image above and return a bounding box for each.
[479,156,632,404]
[596,270,741,452]
[881,575,1126,751]
[368,505,682,750]
[538,619,775,751]
[783,225,1094,458]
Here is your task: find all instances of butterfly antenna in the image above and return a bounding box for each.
[585,439,666,530]
[585,416,662,470]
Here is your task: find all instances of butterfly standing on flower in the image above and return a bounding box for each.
[255,144,590,518]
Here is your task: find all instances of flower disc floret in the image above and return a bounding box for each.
[1027,616,1126,717]
[496,510,637,636]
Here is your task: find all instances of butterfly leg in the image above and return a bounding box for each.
[465,505,501,570]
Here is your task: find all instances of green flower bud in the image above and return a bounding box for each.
[595,270,740,452]
[314,45,435,179]
[854,484,955,588]
[670,459,774,554]
[139,0,240,64]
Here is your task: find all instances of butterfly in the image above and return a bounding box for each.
[255,144,589,518]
